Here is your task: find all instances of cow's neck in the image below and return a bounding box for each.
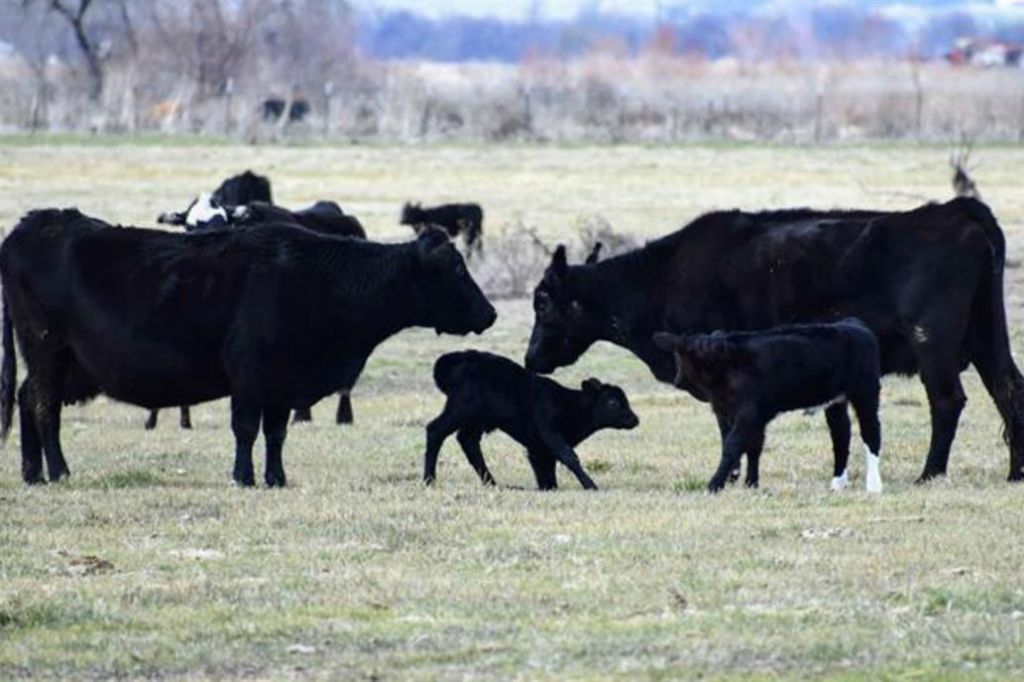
[573,252,677,384]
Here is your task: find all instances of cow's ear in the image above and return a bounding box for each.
[417,226,450,261]
[653,332,681,351]
[581,378,602,393]
[546,244,568,281]
[585,241,603,265]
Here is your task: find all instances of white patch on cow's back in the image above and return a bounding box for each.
[185,192,226,227]
[864,444,882,493]
[829,469,848,492]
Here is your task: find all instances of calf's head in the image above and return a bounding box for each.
[525,245,603,374]
[414,228,496,335]
[581,378,639,430]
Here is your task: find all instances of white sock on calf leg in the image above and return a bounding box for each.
[830,469,848,491]
[864,445,882,494]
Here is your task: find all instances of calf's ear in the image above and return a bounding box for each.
[652,332,681,351]
[581,378,603,393]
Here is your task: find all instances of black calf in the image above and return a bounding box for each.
[653,318,883,493]
[423,350,638,490]
[401,202,483,257]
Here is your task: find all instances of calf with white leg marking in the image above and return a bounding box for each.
[653,318,883,493]
[423,351,639,490]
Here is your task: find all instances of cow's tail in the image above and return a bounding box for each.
[1,290,15,444]
[961,198,1024,479]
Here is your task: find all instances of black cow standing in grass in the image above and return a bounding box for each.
[424,350,639,490]
[525,198,1024,484]
[233,201,366,240]
[653,319,883,493]
[401,202,483,258]
[0,210,496,487]
[157,170,272,230]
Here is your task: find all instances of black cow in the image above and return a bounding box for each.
[261,98,310,123]
[424,350,638,490]
[401,202,483,257]
[0,210,496,487]
[524,198,1023,483]
[653,319,882,493]
[233,201,366,239]
[157,170,273,231]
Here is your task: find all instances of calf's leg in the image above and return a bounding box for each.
[744,427,765,489]
[230,398,261,487]
[825,402,851,491]
[540,433,597,490]
[179,406,192,429]
[292,406,312,423]
[145,409,159,430]
[716,413,741,484]
[456,428,496,486]
[527,448,557,490]
[850,387,883,494]
[708,412,761,493]
[423,403,460,485]
[261,404,290,488]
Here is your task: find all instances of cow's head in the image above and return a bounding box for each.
[525,245,605,374]
[183,192,228,231]
[416,228,496,335]
[581,378,639,430]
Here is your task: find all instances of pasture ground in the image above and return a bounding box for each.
[0,139,1022,681]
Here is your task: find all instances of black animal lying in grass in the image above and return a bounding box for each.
[423,350,639,490]
[653,318,883,494]
[401,202,483,258]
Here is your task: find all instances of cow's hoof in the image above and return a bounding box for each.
[23,474,46,486]
[914,470,945,485]
[180,421,192,430]
[1008,470,1024,482]
[265,474,287,488]
[233,475,256,488]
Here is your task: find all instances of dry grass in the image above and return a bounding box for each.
[0,140,1021,680]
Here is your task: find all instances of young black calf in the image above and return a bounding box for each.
[401,202,483,257]
[653,318,883,493]
[423,351,639,490]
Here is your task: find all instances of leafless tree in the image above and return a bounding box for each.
[26,0,105,101]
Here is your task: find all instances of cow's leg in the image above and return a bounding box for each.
[292,406,312,423]
[179,406,192,429]
[145,409,158,430]
[455,428,496,486]
[825,402,852,491]
[527,448,558,490]
[850,386,883,493]
[916,350,966,483]
[335,390,353,424]
[969,329,1024,481]
[230,398,261,487]
[539,433,598,490]
[714,412,741,484]
[423,403,460,485]
[708,412,760,493]
[26,354,71,483]
[17,381,44,485]
[744,427,765,489]
[261,404,290,488]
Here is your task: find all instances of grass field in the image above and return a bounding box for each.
[0,139,1022,680]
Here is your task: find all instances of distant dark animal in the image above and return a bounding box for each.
[401,202,483,257]
[144,405,191,430]
[950,144,980,199]
[424,350,638,490]
[524,198,1024,484]
[653,319,882,493]
[0,211,496,487]
[261,98,310,123]
[157,170,272,230]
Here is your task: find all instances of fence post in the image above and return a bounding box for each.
[224,77,234,136]
[323,81,334,138]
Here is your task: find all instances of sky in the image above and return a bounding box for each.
[354,0,1024,24]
